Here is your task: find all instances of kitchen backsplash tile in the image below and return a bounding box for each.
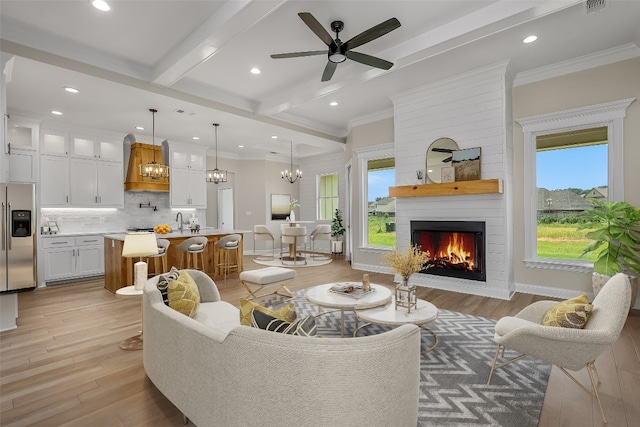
[41,192,205,234]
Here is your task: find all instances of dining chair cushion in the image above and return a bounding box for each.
[542,294,593,329]
[239,298,297,326]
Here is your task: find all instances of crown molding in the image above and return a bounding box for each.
[347,108,394,134]
[513,43,640,87]
[274,112,347,140]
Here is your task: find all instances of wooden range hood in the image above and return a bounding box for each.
[124,142,169,192]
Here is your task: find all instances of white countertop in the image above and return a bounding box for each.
[41,231,124,238]
[103,228,251,241]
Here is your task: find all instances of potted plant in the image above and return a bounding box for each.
[331,209,346,254]
[580,198,640,307]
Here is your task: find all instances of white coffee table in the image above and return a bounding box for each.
[354,298,439,353]
[306,283,392,337]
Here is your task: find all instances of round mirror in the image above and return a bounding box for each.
[425,138,459,183]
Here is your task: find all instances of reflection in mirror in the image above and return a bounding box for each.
[426,138,459,183]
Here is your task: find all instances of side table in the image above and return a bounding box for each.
[354,298,439,353]
[116,285,144,351]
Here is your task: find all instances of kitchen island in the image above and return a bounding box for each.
[103,229,248,293]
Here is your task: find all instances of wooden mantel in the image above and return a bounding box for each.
[389,179,503,198]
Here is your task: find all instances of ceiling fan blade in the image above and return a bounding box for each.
[321,61,338,82]
[344,17,400,51]
[298,12,334,46]
[345,51,393,70]
[271,50,327,59]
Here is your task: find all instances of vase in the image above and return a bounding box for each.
[290,210,295,222]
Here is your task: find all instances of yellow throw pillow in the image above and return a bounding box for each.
[543,294,593,329]
[239,298,297,326]
[167,270,201,318]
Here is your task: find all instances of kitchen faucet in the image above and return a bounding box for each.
[176,212,184,233]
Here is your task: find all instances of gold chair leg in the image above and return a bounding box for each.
[487,345,501,385]
[588,362,607,424]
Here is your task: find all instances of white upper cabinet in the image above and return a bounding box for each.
[163,140,208,209]
[6,114,39,183]
[41,131,68,156]
[41,155,70,206]
[71,136,122,162]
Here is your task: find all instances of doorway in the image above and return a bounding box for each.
[218,187,234,230]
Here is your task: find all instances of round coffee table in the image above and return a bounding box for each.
[354,298,439,353]
[306,283,392,337]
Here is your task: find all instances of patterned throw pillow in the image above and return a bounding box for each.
[250,309,317,337]
[156,266,180,306]
[239,298,297,326]
[166,270,201,318]
[543,294,594,328]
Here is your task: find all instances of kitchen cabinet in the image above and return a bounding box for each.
[40,155,70,206]
[40,131,68,156]
[71,136,122,162]
[5,115,38,183]
[69,158,123,207]
[163,140,208,208]
[43,235,104,282]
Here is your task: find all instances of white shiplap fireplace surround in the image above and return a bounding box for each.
[391,62,515,300]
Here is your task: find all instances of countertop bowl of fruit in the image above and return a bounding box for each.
[153,224,172,234]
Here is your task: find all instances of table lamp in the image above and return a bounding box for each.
[122,232,159,290]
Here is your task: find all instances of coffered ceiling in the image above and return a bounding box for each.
[1,0,639,161]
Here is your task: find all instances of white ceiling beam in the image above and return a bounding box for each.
[257,0,581,117]
[151,0,287,87]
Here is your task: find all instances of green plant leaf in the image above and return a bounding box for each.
[593,252,620,276]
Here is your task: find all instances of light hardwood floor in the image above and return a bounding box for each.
[1,257,638,426]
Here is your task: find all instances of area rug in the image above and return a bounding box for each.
[264,292,551,427]
[252,254,332,268]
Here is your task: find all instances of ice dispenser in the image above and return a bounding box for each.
[12,210,32,237]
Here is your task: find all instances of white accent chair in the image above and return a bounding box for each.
[308,224,331,260]
[487,273,632,424]
[253,225,275,261]
[281,225,307,266]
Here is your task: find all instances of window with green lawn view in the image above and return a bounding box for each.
[318,173,339,220]
[367,158,395,247]
[536,127,607,261]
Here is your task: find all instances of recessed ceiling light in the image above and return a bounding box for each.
[250,68,261,75]
[192,136,200,140]
[63,86,79,93]
[523,35,538,44]
[135,126,144,130]
[330,101,338,106]
[91,0,111,12]
[271,135,277,139]
[238,145,244,148]
[51,110,63,116]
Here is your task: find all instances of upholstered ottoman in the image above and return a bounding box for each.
[239,267,296,302]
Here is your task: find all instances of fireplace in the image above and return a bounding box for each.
[410,221,486,282]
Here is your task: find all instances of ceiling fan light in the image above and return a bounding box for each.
[329,53,346,63]
[91,0,111,12]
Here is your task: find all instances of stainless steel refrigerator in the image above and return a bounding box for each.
[1,183,36,293]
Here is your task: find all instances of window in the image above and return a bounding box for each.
[518,98,632,271]
[318,173,338,220]
[367,158,395,248]
[536,127,607,260]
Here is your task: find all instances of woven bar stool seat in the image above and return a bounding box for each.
[176,236,208,272]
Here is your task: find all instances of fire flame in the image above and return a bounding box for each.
[435,233,474,270]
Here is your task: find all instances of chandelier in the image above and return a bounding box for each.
[205,123,228,184]
[281,140,302,183]
[139,108,169,179]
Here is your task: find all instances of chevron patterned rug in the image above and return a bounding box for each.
[264,292,551,427]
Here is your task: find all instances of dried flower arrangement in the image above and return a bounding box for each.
[289,199,300,210]
[384,245,430,282]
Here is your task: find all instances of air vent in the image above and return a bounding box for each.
[585,0,607,14]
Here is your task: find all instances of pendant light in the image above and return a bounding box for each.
[205,123,228,183]
[139,108,169,179]
[281,140,302,183]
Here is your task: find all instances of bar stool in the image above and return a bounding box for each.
[215,234,241,282]
[176,236,208,272]
[145,238,171,277]
[308,224,331,260]
[253,225,275,261]
[281,226,307,266]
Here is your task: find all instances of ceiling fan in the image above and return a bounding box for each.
[271,12,401,82]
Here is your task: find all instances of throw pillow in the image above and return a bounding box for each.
[543,294,593,329]
[239,298,297,326]
[156,266,180,306]
[250,309,317,337]
[167,270,201,318]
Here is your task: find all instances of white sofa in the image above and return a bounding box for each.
[143,270,421,427]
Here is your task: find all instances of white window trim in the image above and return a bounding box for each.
[354,142,394,248]
[517,98,635,272]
